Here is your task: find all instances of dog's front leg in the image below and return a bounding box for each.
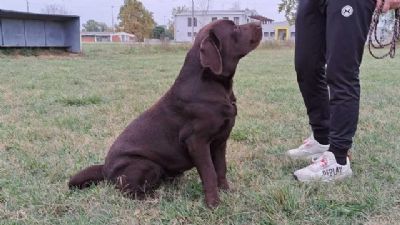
[186,137,219,208]
[211,141,229,191]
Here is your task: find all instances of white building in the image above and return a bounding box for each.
[262,21,296,41]
[174,10,274,42]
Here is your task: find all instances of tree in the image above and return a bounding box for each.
[118,0,155,41]
[41,4,68,15]
[278,0,297,25]
[166,20,175,40]
[152,26,166,39]
[82,20,109,32]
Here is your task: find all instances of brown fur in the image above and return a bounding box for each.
[68,20,262,208]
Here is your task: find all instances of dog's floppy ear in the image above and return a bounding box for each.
[200,31,223,75]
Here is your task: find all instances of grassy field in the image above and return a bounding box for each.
[0,43,399,225]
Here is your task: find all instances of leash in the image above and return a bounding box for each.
[368,1,400,59]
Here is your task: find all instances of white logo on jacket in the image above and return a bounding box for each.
[342,5,354,17]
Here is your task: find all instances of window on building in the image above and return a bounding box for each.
[262,20,268,24]
[193,17,197,27]
[188,17,192,27]
[270,32,275,37]
[96,35,111,42]
[188,32,192,37]
[234,17,240,25]
[264,32,269,38]
[212,17,218,22]
[223,17,229,20]
[263,20,272,24]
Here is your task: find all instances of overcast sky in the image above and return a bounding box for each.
[0,0,286,26]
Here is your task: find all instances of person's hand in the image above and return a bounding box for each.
[376,0,400,13]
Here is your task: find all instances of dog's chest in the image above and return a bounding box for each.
[221,100,237,118]
[217,117,235,138]
[214,101,236,139]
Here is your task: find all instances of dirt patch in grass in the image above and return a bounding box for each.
[57,96,104,107]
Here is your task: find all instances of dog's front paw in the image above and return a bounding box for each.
[204,190,220,209]
[205,195,220,208]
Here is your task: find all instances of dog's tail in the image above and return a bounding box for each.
[68,164,105,189]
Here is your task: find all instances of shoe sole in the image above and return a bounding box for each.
[286,152,324,161]
[294,170,353,183]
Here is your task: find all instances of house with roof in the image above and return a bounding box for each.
[81,32,136,43]
[173,9,295,42]
[173,9,274,42]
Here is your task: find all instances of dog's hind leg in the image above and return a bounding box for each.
[112,159,164,199]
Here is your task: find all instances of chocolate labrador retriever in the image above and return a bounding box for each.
[69,19,262,208]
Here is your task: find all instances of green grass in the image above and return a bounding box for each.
[0,43,399,225]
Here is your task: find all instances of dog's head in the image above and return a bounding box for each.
[195,20,262,77]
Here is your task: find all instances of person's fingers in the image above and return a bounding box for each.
[374,0,400,12]
[376,0,383,10]
[390,0,400,10]
[383,0,391,12]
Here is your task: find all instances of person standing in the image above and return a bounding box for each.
[287,0,400,182]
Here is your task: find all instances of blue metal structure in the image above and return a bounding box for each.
[0,9,80,53]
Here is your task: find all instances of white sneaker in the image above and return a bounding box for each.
[286,136,329,160]
[293,151,353,182]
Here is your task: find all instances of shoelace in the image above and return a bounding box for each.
[310,155,329,168]
[302,138,313,147]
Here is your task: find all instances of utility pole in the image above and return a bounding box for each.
[111,6,115,33]
[191,0,195,42]
[26,0,30,13]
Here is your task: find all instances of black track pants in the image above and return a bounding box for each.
[295,0,375,158]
